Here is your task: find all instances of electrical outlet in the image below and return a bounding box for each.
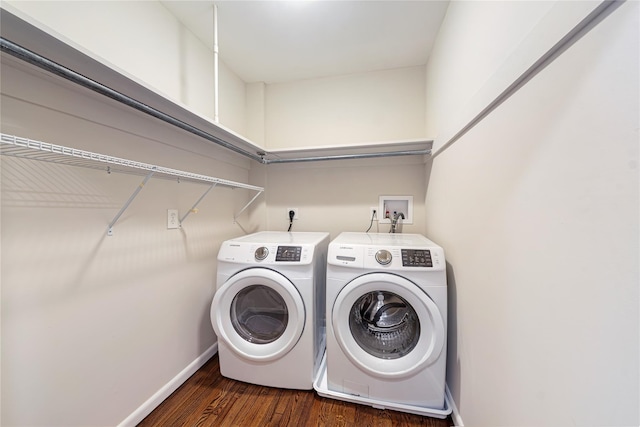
[287,207,299,220]
[369,207,378,221]
[167,209,180,229]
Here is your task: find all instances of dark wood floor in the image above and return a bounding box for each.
[138,355,453,426]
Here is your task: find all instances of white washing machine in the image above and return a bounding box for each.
[210,231,329,390]
[319,232,449,415]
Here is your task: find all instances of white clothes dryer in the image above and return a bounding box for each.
[321,232,449,413]
[211,231,329,390]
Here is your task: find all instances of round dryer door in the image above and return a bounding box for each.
[211,268,305,362]
[332,272,445,379]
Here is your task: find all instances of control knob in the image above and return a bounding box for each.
[375,249,392,265]
[255,246,269,260]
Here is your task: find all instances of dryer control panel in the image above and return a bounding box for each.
[219,243,312,264]
[401,249,433,267]
[275,246,302,262]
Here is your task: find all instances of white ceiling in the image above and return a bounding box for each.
[160,1,449,84]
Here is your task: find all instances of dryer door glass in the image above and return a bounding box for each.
[349,291,419,359]
[230,285,288,344]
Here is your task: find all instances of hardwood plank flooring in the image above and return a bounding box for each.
[138,355,453,427]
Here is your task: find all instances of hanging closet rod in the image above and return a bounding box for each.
[0,34,430,164]
[431,0,623,159]
[264,148,432,164]
[0,37,265,164]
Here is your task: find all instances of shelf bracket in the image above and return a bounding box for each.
[179,182,217,226]
[1,133,265,234]
[234,189,264,223]
[107,169,156,236]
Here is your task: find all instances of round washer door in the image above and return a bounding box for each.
[211,268,305,362]
[332,272,445,379]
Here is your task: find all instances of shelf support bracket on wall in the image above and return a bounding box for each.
[234,189,264,223]
[1,133,265,235]
[107,170,156,236]
[179,182,217,226]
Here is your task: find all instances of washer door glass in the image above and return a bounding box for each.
[231,285,288,344]
[332,272,445,379]
[349,291,419,359]
[211,268,305,362]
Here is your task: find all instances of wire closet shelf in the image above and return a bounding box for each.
[0,133,265,235]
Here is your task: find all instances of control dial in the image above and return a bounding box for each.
[375,249,392,265]
[254,246,269,260]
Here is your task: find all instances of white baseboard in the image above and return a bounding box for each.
[445,383,464,426]
[118,342,218,427]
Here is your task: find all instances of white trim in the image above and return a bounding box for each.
[445,383,464,426]
[117,343,218,427]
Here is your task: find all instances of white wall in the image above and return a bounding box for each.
[263,156,427,239]
[425,0,606,149]
[2,0,248,138]
[4,2,428,151]
[0,49,257,427]
[3,1,190,108]
[264,66,426,149]
[424,0,553,140]
[218,59,247,136]
[8,2,636,427]
[0,3,431,425]
[424,1,639,426]
[245,82,266,145]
